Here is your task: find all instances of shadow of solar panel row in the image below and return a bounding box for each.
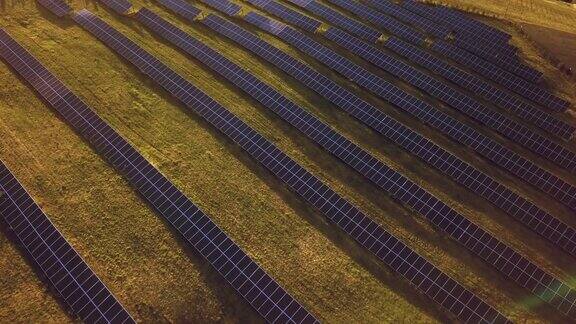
[227,9,576,212]
[139,5,576,318]
[323,0,544,85]
[400,0,511,45]
[153,2,576,261]
[5,13,314,324]
[283,0,574,137]
[0,166,132,322]
[244,0,576,173]
[99,0,133,14]
[36,0,71,17]
[72,9,509,323]
[361,0,519,63]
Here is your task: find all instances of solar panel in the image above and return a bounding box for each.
[220,8,576,212]
[98,0,133,14]
[285,0,574,132]
[323,0,569,107]
[143,4,576,261]
[0,21,314,324]
[72,8,510,322]
[245,0,576,173]
[36,0,71,17]
[146,2,576,318]
[0,161,133,323]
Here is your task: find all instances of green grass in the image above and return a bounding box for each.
[0,0,574,322]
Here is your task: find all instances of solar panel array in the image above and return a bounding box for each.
[1,19,315,324]
[322,0,542,83]
[323,0,570,110]
[283,0,575,139]
[36,0,71,17]
[0,161,133,322]
[211,6,576,212]
[71,8,512,322]
[404,1,511,44]
[137,1,576,317]
[162,5,576,259]
[99,0,133,14]
[361,0,520,64]
[245,0,576,173]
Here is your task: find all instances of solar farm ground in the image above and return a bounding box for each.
[0,0,575,322]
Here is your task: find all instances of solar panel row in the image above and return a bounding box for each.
[36,0,71,17]
[361,0,519,63]
[323,0,544,85]
[284,0,575,138]
[169,6,576,258]
[0,159,133,323]
[216,7,576,212]
[72,8,510,322]
[151,1,576,318]
[2,18,316,324]
[245,0,576,174]
[399,0,511,45]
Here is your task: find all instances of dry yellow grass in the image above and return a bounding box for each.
[0,0,575,322]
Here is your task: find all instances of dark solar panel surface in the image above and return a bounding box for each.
[98,0,133,14]
[245,0,576,174]
[284,0,575,139]
[3,15,314,324]
[0,162,134,324]
[157,1,576,317]
[228,9,576,212]
[153,4,576,259]
[36,0,71,17]
[73,8,510,322]
[323,0,569,107]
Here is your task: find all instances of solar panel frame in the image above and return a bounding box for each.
[2,18,315,324]
[324,0,568,109]
[36,0,71,17]
[150,2,576,318]
[74,8,511,322]
[0,160,133,323]
[246,0,576,173]
[145,4,576,260]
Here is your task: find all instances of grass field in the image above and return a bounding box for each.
[0,0,575,322]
